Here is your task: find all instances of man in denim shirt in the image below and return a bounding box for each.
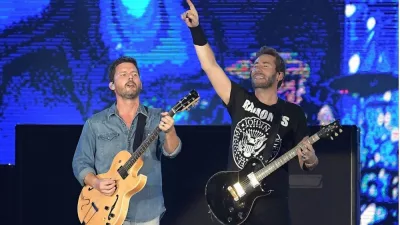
[72,56,182,225]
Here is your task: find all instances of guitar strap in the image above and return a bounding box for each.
[262,99,285,162]
[132,106,148,153]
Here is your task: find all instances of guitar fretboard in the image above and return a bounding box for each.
[122,110,175,172]
[255,133,320,181]
[124,126,163,170]
[116,89,199,176]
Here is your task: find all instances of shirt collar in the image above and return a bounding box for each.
[107,102,148,119]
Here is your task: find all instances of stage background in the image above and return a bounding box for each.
[0,0,397,224]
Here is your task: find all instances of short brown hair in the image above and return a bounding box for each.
[108,56,140,82]
[255,46,286,87]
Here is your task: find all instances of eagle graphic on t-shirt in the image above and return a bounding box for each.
[238,130,268,158]
[232,117,282,169]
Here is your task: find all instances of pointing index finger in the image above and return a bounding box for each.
[186,0,196,11]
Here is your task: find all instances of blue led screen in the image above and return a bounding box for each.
[0,1,397,224]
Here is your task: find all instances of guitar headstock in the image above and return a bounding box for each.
[317,120,342,140]
[169,90,200,116]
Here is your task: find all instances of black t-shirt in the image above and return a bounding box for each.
[224,81,309,215]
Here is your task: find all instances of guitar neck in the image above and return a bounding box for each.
[127,127,162,167]
[115,89,200,175]
[124,111,175,171]
[254,133,320,181]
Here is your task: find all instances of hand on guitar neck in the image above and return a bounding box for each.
[74,90,200,225]
[296,136,319,170]
[204,120,342,225]
[84,173,116,196]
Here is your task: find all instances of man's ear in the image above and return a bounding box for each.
[277,72,284,82]
[109,81,115,90]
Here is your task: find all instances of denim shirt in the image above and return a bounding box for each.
[72,103,182,222]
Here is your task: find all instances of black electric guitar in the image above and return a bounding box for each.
[205,120,342,225]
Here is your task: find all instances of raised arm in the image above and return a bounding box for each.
[181,0,231,105]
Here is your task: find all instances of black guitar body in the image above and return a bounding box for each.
[205,158,273,225]
[204,120,343,225]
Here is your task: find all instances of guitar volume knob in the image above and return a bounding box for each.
[229,207,234,212]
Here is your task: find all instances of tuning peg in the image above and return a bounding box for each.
[339,129,343,133]
[330,136,334,140]
[335,132,338,136]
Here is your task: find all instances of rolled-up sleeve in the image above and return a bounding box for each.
[158,131,182,158]
[72,120,97,186]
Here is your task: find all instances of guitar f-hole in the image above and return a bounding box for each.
[81,202,98,225]
[108,194,119,220]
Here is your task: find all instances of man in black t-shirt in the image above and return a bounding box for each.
[181,1,319,224]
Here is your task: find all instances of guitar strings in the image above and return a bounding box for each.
[235,133,327,193]
[121,127,162,172]
[237,150,296,192]
[80,97,198,223]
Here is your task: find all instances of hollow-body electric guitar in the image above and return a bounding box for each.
[205,120,342,225]
[77,90,200,225]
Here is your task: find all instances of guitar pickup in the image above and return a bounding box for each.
[247,172,260,188]
[232,183,246,198]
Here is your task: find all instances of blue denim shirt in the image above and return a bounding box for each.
[72,103,182,222]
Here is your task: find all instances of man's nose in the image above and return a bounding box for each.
[251,67,261,74]
[251,64,261,71]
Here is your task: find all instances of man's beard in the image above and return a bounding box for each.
[116,83,142,99]
[251,72,277,89]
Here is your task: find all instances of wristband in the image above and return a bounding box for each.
[189,25,208,46]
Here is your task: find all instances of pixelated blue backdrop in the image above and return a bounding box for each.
[340,1,398,224]
[0,0,397,224]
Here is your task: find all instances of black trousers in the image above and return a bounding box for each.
[242,197,291,225]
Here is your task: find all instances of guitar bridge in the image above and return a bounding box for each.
[227,182,246,201]
[227,186,239,201]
